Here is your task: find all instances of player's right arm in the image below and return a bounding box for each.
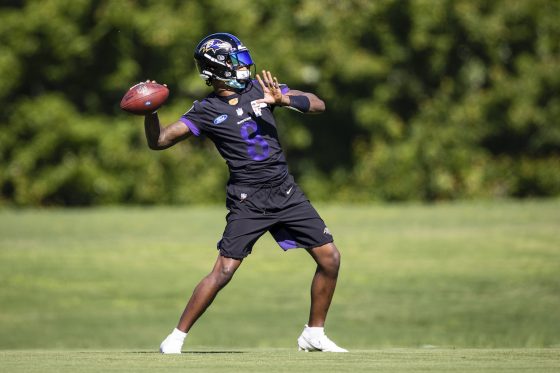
[144,112,192,150]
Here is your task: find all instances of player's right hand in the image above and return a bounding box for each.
[255,70,289,106]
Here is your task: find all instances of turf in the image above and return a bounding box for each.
[0,200,559,371]
[1,349,559,372]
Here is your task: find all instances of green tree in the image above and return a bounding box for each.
[1,0,559,205]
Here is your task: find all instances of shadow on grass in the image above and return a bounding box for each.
[128,351,245,354]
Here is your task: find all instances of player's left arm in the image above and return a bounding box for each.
[284,89,325,113]
[255,70,325,114]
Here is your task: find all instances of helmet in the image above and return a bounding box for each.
[194,33,254,89]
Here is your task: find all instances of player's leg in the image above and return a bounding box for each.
[306,242,340,327]
[298,242,347,352]
[268,194,347,352]
[268,190,340,328]
[159,254,242,353]
[177,254,242,332]
[268,180,347,352]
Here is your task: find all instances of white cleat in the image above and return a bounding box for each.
[159,334,183,354]
[297,325,348,352]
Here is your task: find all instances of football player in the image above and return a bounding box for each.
[145,33,347,353]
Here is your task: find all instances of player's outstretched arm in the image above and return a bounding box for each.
[285,89,325,113]
[255,70,325,114]
[144,112,192,150]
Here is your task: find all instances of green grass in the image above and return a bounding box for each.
[1,200,559,371]
[1,349,559,372]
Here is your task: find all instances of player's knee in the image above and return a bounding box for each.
[219,266,236,286]
[318,243,341,276]
[208,264,236,288]
[330,245,341,274]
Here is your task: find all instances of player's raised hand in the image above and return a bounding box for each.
[255,70,290,106]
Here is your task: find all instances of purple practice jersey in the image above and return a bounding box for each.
[180,80,291,186]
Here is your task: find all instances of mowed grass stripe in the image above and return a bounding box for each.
[1,349,559,373]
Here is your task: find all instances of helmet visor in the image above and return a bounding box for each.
[230,50,253,67]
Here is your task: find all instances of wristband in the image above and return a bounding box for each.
[288,95,310,113]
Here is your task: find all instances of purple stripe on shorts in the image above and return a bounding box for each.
[277,239,298,251]
[180,117,200,136]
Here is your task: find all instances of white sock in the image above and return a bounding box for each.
[304,325,325,338]
[170,328,187,341]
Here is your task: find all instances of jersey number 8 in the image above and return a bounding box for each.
[240,121,269,161]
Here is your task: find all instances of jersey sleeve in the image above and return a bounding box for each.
[180,101,206,137]
[279,84,290,95]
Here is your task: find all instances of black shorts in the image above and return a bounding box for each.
[217,175,334,259]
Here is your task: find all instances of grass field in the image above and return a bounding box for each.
[1,200,559,371]
[1,349,559,372]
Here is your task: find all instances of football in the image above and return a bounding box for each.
[120,82,169,115]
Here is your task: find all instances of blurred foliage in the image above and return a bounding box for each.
[0,0,559,205]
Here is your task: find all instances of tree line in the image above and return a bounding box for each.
[1,0,559,205]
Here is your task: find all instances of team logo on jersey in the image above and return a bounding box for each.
[228,98,239,105]
[213,114,228,125]
[251,100,266,117]
[236,108,243,116]
[323,227,332,236]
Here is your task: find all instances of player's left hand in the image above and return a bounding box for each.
[255,70,290,106]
